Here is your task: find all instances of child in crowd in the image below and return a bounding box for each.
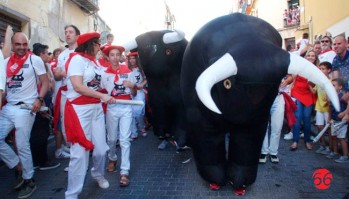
[312,62,332,155]
[329,78,349,163]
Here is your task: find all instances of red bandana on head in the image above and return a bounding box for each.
[6,52,30,78]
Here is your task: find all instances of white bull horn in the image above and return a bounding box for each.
[288,53,340,111]
[122,38,138,52]
[195,53,238,114]
[163,30,185,44]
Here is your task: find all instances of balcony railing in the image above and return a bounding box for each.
[71,0,99,13]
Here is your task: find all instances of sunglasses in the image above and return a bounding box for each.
[321,40,330,43]
[93,41,101,47]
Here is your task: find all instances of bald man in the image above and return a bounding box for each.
[331,35,349,119]
[0,32,49,198]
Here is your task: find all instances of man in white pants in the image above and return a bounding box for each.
[53,25,80,160]
[0,32,49,198]
[260,75,294,164]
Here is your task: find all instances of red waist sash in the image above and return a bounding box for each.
[53,85,67,133]
[64,95,100,151]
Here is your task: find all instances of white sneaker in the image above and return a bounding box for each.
[335,156,349,163]
[96,177,109,189]
[315,146,325,154]
[55,151,70,159]
[320,147,331,155]
[283,132,293,140]
[64,167,69,172]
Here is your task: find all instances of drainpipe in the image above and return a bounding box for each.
[309,16,313,44]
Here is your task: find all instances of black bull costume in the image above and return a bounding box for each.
[123,13,339,195]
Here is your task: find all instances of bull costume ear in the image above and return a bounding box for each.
[195,53,238,114]
[122,30,185,52]
[287,53,340,111]
[122,38,137,52]
[163,30,185,44]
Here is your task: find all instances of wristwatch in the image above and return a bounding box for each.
[37,97,44,103]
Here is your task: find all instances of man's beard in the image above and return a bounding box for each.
[321,45,330,51]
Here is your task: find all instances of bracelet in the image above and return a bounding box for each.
[37,97,44,103]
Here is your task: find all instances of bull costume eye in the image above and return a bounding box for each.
[223,79,231,89]
[165,49,172,55]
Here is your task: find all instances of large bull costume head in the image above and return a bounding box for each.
[123,30,188,146]
[180,13,339,194]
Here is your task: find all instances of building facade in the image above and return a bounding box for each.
[238,0,349,49]
[0,0,111,51]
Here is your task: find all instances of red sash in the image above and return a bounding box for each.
[64,96,100,151]
[6,52,30,78]
[53,85,67,133]
[281,92,297,127]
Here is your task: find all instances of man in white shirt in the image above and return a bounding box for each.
[318,36,336,63]
[53,25,80,159]
[0,32,49,198]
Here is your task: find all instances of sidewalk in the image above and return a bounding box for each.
[0,130,348,198]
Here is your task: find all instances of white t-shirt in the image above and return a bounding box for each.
[130,66,145,90]
[66,55,103,101]
[100,65,136,97]
[5,54,46,104]
[318,50,336,64]
[57,48,75,87]
[0,51,5,91]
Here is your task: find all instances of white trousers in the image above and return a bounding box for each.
[60,94,67,140]
[131,91,146,137]
[65,103,109,199]
[0,104,35,179]
[261,94,285,155]
[106,103,132,175]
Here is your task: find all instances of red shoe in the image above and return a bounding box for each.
[209,183,220,190]
[233,187,246,195]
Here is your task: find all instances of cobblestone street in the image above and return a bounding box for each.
[1,130,349,199]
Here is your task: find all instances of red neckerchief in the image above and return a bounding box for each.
[105,64,132,82]
[320,49,333,55]
[6,52,30,78]
[105,64,120,82]
[65,52,98,74]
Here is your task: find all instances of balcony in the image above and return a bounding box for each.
[71,0,99,14]
[283,7,300,28]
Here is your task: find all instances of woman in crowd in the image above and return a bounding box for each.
[127,51,148,139]
[290,50,319,151]
[64,32,114,199]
